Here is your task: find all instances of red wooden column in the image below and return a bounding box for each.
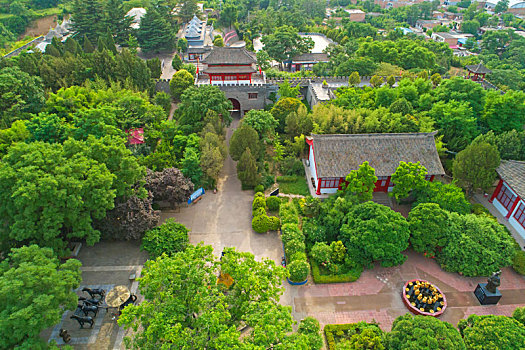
[506,196,521,219]
[429,175,435,182]
[316,178,322,195]
[489,179,503,203]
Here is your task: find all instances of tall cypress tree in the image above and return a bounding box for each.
[137,8,175,53]
[179,0,198,22]
[71,0,104,42]
[103,0,133,44]
[83,35,95,53]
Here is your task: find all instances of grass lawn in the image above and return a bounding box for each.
[277,175,310,196]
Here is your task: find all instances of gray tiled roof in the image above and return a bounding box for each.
[497,160,525,199]
[466,63,492,74]
[312,133,445,178]
[203,66,256,74]
[202,47,256,65]
[291,53,329,63]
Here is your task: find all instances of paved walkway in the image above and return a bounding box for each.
[293,250,525,331]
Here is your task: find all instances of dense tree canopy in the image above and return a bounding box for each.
[119,244,322,349]
[439,213,515,276]
[458,314,525,350]
[344,161,378,202]
[229,124,260,161]
[386,314,466,350]
[0,245,82,349]
[453,142,500,196]
[340,201,410,268]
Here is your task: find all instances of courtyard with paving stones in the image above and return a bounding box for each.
[45,121,525,348]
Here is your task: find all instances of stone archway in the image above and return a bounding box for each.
[229,98,241,119]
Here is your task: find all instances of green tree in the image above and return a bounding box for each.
[387,75,396,87]
[390,161,428,201]
[429,100,479,152]
[370,75,383,88]
[348,71,361,87]
[261,25,314,67]
[213,36,224,47]
[0,245,82,349]
[200,132,225,186]
[137,7,175,53]
[344,161,378,202]
[177,38,188,53]
[178,85,232,134]
[237,148,259,188]
[439,213,515,276]
[103,0,133,44]
[141,218,189,258]
[71,0,104,42]
[494,0,509,13]
[270,97,302,133]
[172,53,183,70]
[170,69,194,99]
[0,120,29,157]
[242,110,278,139]
[181,147,202,185]
[119,245,321,348]
[229,124,259,161]
[26,112,72,143]
[179,0,199,22]
[0,66,45,128]
[0,140,121,255]
[433,77,486,115]
[431,73,442,86]
[481,90,525,134]
[285,105,314,139]
[256,50,272,71]
[219,3,238,28]
[408,203,458,256]
[338,327,385,350]
[278,79,301,99]
[340,201,410,268]
[461,20,480,36]
[386,314,465,350]
[452,142,500,196]
[413,181,472,214]
[458,314,525,349]
[512,306,525,326]
[389,98,413,115]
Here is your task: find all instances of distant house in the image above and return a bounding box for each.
[345,9,366,22]
[490,160,525,239]
[415,19,443,30]
[305,133,445,195]
[199,47,258,85]
[289,53,329,72]
[431,32,473,47]
[465,63,492,82]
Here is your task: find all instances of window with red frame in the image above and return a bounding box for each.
[320,177,340,188]
[224,75,237,80]
[238,74,250,80]
[496,185,517,211]
[514,202,525,229]
[211,75,222,81]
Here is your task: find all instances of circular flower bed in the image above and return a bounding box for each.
[402,279,447,317]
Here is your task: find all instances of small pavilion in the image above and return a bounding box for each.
[465,63,492,82]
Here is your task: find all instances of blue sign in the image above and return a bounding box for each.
[188,187,205,204]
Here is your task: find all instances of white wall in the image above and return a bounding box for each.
[509,199,525,240]
[308,145,318,187]
[211,80,251,86]
[493,182,518,216]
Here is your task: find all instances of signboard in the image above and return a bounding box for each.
[188,187,205,204]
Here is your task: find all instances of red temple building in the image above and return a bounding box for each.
[306,133,445,195]
[200,47,258,85]
[489,160,525,239]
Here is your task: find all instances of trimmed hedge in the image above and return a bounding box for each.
[252,196,266,211]
[288,259,310,282]
[279,201,299,225]
[254,184,264,193]
[266,196,281,212]
[268,216,280,231]
[253,207,266,217]
[324,322,383,350]
[311,260,362,284]
[252,215,270,233]
[513,250,525,275]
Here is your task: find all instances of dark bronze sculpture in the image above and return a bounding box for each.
[486,270,501,294]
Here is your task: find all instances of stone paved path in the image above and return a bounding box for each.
[293,250,525,331]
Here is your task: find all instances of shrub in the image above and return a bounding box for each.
[330,241,346,263]
[513,306,525,327]
[252,196,266,211]
[266,196,281,212]
[285,239,306,259]
[254,192,265,199]
[288,259,310,282]
[254,184,264,193]
[280,157,304,176]
[281,224,304,244]
[302,218,326,248]
[141,219,189,259]
[280,201,299,225]
[324,322,382,350]
[253,207,266,217]
[252,215,270,233]
[290,251,307,262]
[439,213,515,276]
[298,317,323,350]
[311,260,363,284]
[413,182,471,214]
[301,196,321,217]
[459,314,525,350]
[268,216,281,231]
[310,242,332,265]
[512,250,525,275]
[387,314,465,350]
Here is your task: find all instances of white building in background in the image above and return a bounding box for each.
[126,7,147,29]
